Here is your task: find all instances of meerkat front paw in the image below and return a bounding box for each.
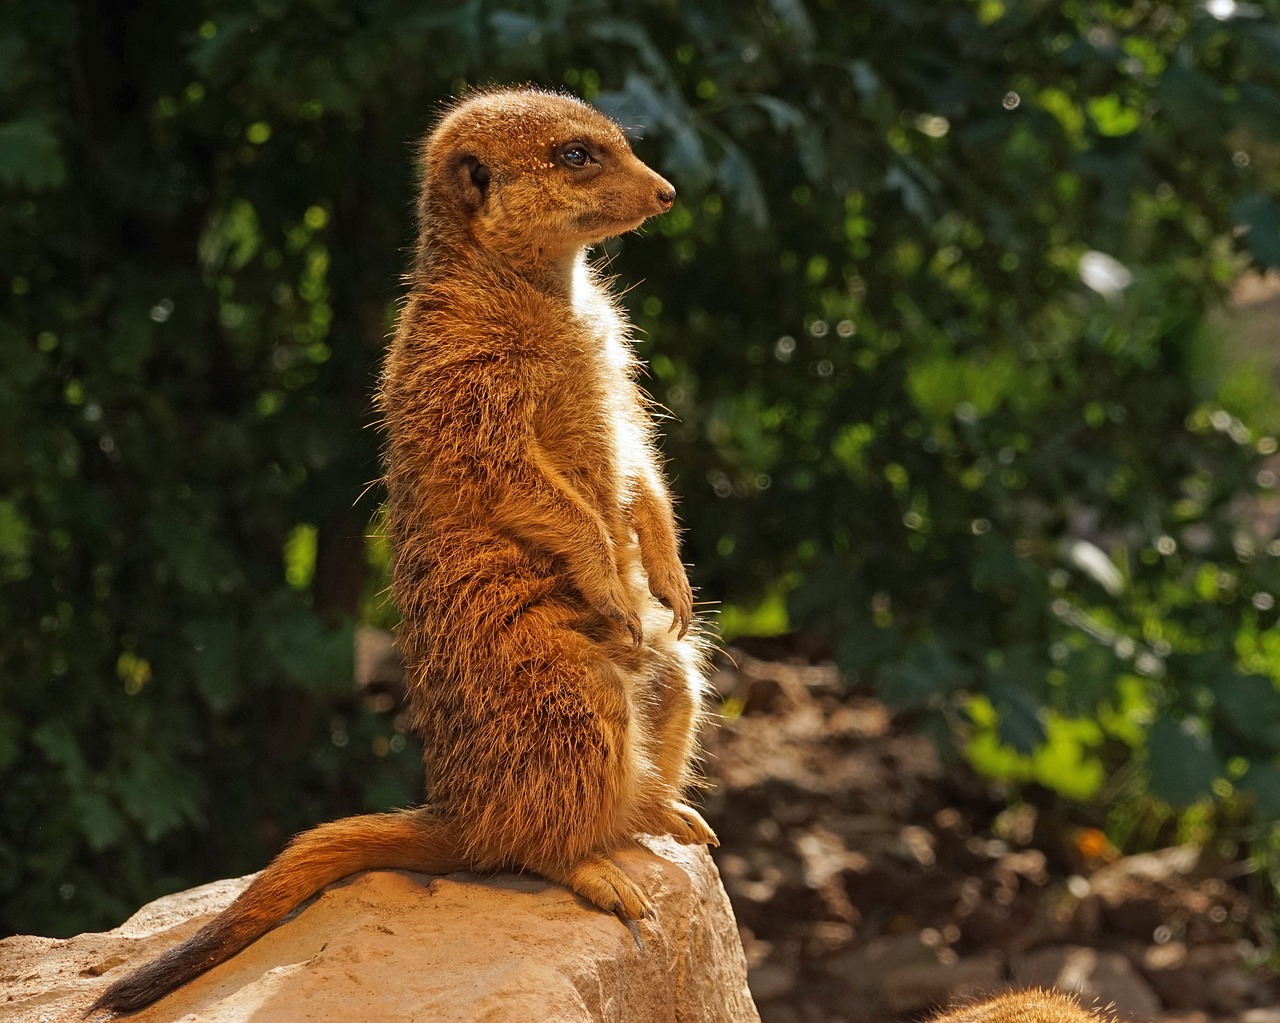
[587,573,643,647]
[647,565,693,639]
[603,601,644,648]
[660,801,718,847]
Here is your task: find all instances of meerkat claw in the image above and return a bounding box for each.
[626,615,644,648]
[626,918,647,952]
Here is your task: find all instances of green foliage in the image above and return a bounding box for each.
[3,0,1280,935]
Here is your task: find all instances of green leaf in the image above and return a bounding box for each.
[198,198,262,273]
[1237,83,1280,142]
[1031,717,1105,800]
[987,646,1050,754]
[0,34,28,93]
[1232,194,1280,268]
[0,498,31,568]
[972,532,1032,592]
[1087,94,1140,136]
[32,721,85,780]
[752,95,805,132]
[0,710,21,771]
[879,639,966,710]
[70,789,126,852]
[665,123,713,191]
[1146,716,1221,806]
[184,616,240,711]
[117,753,200,842]
[1058,645,1119,717]
[718,142,769,229]
[845,59,881,100]
[987,644,1051,701]
[884,158,937,222]
[1155,60,1223,131]
[1239,762,1280,820]
[767,0,817,49]
[834,619,900,675]
[186,13,254,78]
[487,10,544,48]
[1214,672,1280,751]
[795,117,828,183]
[144,513,233,596]
[263,608,354,694]
[586,19,671,81]
[596,72,670,128]
[0,116,64,189]
[993,685,1046,755]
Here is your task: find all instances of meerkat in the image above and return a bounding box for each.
[88,87,714,1016]
[928,990,1124,1023]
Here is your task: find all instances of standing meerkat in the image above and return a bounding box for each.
[88,87,715,1016]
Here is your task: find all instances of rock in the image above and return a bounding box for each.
[822,929,937,1001]
[721,648,841,716]
[827,930,1006,1013]
[1140,940,1269,1013]
[1012,946,1162,1018]
[747,962,797,1003]
[741,674,789,716]
[1086,846,1201,902]
[1140,941,1201,1010]
[0,838,759,1023]
[881,953,1006,1013]
[354,624,404,697]
[1209,968,1270,1014]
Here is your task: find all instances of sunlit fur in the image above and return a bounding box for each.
[383,86,713,900]
[87,88,713,1017]
[929,990,1124,1023]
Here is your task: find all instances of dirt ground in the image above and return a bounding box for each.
[702,641,1280,1023]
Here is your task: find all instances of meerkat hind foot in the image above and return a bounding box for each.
[553,854,654,921]
[663,801,719,847]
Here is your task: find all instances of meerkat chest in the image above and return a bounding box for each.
[534,348,619,459]
[532,323,641,507]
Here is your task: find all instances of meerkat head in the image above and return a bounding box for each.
[419,88,676,266]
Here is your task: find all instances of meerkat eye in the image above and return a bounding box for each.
[559,144,595,169]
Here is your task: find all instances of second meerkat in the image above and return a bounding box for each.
[89,88,714,1015]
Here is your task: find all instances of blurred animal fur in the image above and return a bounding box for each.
[929,990,1126,1023]
[88,87,714,1016]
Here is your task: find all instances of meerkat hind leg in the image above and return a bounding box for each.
[640,637,719,847]
[661,800,718,846]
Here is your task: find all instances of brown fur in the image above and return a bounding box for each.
[928,990,1125,1023]
[88,88,713,1017]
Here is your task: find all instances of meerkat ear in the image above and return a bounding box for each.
[454,155,491,209]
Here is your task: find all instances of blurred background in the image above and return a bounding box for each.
[4,0,1280,1013]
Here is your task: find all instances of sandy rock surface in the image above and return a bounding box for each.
[0,838,758,1023]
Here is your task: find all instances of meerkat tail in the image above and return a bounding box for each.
[87,808,461,1017]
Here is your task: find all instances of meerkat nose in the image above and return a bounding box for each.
[656,187,676,210]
